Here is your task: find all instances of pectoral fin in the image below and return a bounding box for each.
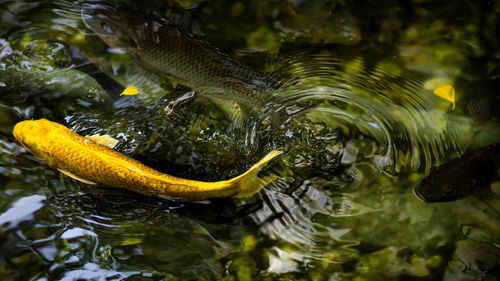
[157,195,211,204]
[190,200,211,204]
[58,169,97,185]
[86,134,119,149]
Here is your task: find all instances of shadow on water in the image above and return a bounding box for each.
[0,0,499,280]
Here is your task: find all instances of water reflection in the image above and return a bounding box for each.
[1,183,246,279]
[0,195,45,230]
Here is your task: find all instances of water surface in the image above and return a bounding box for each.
[0,0,499,280]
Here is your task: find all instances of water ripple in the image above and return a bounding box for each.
[240,51,480,264]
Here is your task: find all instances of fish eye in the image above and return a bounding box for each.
[100,21,114,34]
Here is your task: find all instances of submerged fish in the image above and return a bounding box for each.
[414,142,499,203]
[415,76,500,203]
[467,78,500,126]
[81,4,282,106]
[13,119,282,201]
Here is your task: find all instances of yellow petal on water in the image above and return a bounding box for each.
[120,86,139,96]
[433,84,455,110]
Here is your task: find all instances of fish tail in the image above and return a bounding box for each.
[229,150,283,198]
[468,78,500,126]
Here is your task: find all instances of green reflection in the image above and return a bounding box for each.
[0,0,499,280]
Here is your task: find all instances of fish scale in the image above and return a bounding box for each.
[82,4,282,106]
[13,119,282,201]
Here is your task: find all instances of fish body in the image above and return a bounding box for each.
[13,119,282,201]
[468,78,500,126]
[82,4,282,106]
[414,142,499,203]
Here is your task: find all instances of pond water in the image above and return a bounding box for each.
[0,0,499,280]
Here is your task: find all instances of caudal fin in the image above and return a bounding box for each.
[230,150,283,198]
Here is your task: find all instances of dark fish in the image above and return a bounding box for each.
[467,78,500,126]
[414,142,499,203]
[74,62,125,100]
[58,41,136,107]
[81,4,282,107]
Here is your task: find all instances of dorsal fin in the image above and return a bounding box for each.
[86,134,119,149]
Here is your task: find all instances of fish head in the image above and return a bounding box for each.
[414,145,499,203]
[414,177,474,203]
[413,164,482,203]
[81,4,138,52]
[13,119,65,162]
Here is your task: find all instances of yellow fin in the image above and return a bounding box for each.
[120,86,139,96]
[230,150,283,198]
[190,200,211,204]
[433,84,455,110]
[86,134,119,149]
[58,169,97,185]
[157,194,211,204]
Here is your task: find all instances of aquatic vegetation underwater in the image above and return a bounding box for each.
[0,0,499,280]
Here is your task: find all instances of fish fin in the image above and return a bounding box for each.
[190,200,211,204]
[156,195,211,204]
[58,169,97,185]
[467,79,499,126]
[86,134,119,149]
[157,195,172,200]
[208,97,244,121]
[230,150,283,198]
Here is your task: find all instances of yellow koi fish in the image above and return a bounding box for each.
[13,119,282,201]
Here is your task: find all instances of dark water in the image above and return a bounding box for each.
[1,0,500,280]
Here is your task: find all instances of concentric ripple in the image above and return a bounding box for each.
[238,52,481,265]
[250,52,476,175]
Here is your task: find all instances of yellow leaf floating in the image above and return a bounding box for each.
[120,86,139,96]
[433,84,455,110]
